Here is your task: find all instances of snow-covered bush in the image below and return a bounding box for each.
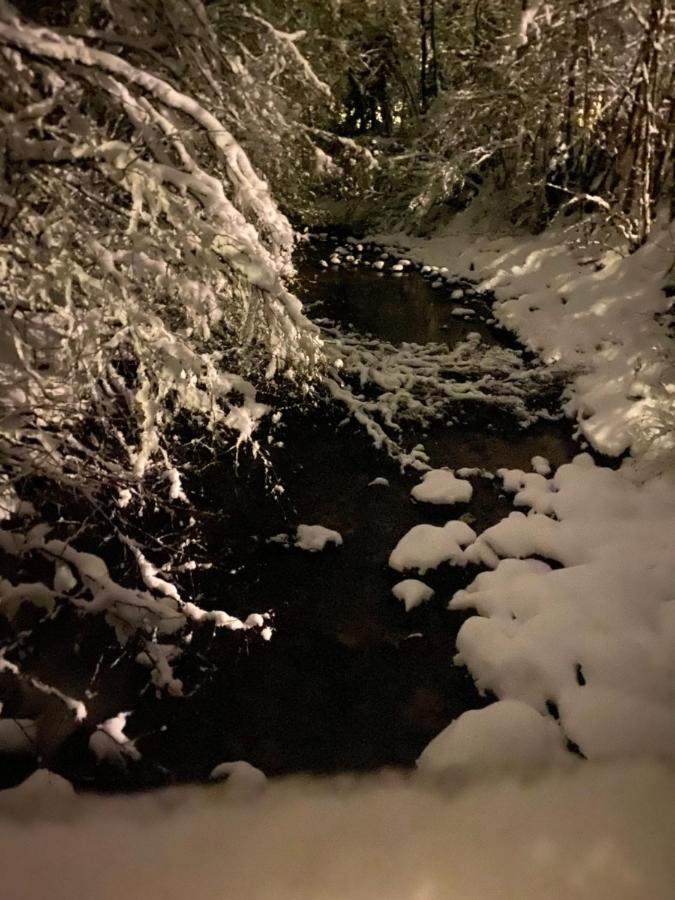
[0,0,326,721]
[0,0,323,502]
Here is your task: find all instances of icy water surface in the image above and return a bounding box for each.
[1,239,581,791]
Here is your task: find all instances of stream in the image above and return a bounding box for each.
[1,237,582,791]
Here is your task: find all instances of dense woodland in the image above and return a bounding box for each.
[1,0,673,489]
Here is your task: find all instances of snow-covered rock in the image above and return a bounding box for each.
[392,579,434,612]
[531,455,551,475]
[294,524,343,552]
[389,521,476,574]
[411,469,473,505]
[210,760,267,795]
[417,701,568,774]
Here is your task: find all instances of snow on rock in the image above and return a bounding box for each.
[417,700,568,774]
[531,455,551,476]
[368,477,389,487]
[451,307,473,316]
[392,579,434,612]
[294,524,343,552]
[389,521,476,575]
[411,469,473,505]
[210,760,267,795]
[496,467,556,515]
[373,260,385,270]
[450,288,464,300]
[449,455,675,761]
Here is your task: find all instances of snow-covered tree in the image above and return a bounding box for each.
[0,0,327,505]
[0,0,331,714]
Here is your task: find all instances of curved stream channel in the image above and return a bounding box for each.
[3,237,582,791]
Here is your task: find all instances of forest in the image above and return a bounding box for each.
[0,1,674,897]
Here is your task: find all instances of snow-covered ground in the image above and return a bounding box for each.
[377,208,675,475]
[0,763,674,900]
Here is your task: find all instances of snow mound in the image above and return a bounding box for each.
[417,700,568,774]
[0,769,74,821]
[210,761,267,795]
[450,455,675,761]
[411,469,473,505]
[392,579,434,612]
[389,521,476,575]
[295,524,343,552]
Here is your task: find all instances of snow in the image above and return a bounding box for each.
[417,700,568,774]
[411,469,473,505]
[448,454,675,761]
[89,713,141,769]
[392,579,434,612]
[531,455,551,475]
[376,211,675,471]
[136,642,184,697]
[210,760,267,795]
[389,521,476,574]
[294,524,343,552]
[368,477,389,487]
[0,762,674,899]
[451,306,473,316]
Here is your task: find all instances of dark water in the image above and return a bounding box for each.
[298,247,506,348]
[0,241,580,791]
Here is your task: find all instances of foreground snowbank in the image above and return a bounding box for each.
[0,762,674,900]
[378,211,675,473]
